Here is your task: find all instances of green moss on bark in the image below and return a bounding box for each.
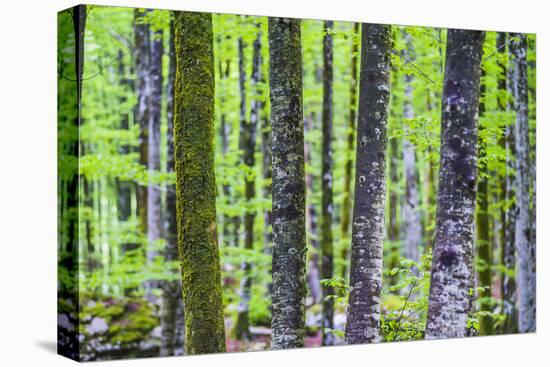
[173,11,226,355]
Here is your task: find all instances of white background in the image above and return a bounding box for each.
[0,0,547,365]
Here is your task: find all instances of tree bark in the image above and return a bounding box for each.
[320,20,335,346]
[501,32,519,333]
[345,23,392,345]
[340,22,359,279]
[425,29,484,339]
[268,17,307,349]
[510,33,536,333]
[173,11,226,354]
[402,31,421,263]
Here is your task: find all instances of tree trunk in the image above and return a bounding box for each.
[477,70,493,335]
[146,24,164,268]
[402,31,421,263]
[345,23,392,345]
[134,9,150,237]
[268,17,307,349]
[425,29,484,339]
[320,20,335,346]
[501,31,518,333]
[234,26,262,341]
[510,33,536,333]
[160,19,184,356]
[218,35,232,247]
[173,11,226,354]
[305,112,321,306]
[340,22,359,279]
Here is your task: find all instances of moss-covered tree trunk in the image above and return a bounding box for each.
[320,20,335,346]
[160,19,184,356]
[340,22,359,280]
[173,11,226,355]
[510,33,536,333]
[234,26,262,341]
[345,23,392,345]
[425,29,484,339]
[268,17,307,349]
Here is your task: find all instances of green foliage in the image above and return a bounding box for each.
[381,253,432,342]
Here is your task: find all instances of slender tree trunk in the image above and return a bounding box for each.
[425,29,484,339]
[387,55,401,286]
[160,20,184,356]
[510,33,536,333]
[234,26,262,341]
[477,70,493,335]
[173,11,226,354]
[502,31,518,333]
[305,112,321,306]
[218,36,232,247]
[402,31,421,263]
[320,20,335,346]
[340,22,359,279]
[268,17,306,349]
[345,23,392,345]
[134,9,150,237]
[146,24,164,269]
[116,50,139,266]
[261,78,273,257]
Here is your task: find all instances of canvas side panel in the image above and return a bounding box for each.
[57,5,85,361]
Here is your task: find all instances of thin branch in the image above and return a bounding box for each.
[482,35,519,63]
[392,50,437,85]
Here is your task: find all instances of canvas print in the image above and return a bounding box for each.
[57,4,537,362]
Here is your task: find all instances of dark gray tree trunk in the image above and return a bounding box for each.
[425,29,484,339]
[510,33,536,333]
[320,20,335,346]
[160,19,184,356]
[345,23,392,345]
[234,26,262,341]
[402,31,421,263]
[218,35,232,247]
[268,17,307,349]
[173,11,226,354]
[340,22,359,279]
[501,32,519,333]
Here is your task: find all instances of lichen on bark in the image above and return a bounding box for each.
[268,17,307,349]
[345,23,392,345]
[510,33,536,333]
[425,29,485,339]
[173,11,226,355]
